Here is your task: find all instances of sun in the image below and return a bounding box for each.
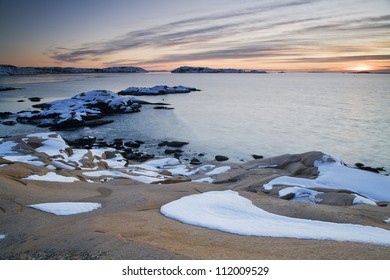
[346,63,372,72]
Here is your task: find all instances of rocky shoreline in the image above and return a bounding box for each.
[0,132,389,260]
[0,86,389,260]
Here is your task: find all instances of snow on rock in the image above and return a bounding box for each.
[205,166,231,176]
[385,218,390,224]
[192,177,214,183]
[161,190,390,246]
[23,172,79,183]
[82,170,164,183]
[0,234,6,240]
[28,133,69,157]
[264,154,390,202]
[118,85,199,96]
[16,90,142,130]
[278,186,323,204]
[353,195,378,206]
[28,202,101,215]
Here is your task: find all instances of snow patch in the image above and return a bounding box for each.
[23,172,79,183]
[264,155,390,202]
[161,190,390,246]
[205,166,231,176]
[28,202,101,215]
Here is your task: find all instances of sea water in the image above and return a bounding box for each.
[0,72,389,170]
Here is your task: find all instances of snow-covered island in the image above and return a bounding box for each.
[0,64,147,75]
[15,90,142,130]
[118,85,200,96]
[172,66,267,73]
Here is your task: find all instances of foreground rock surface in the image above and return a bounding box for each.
[0,133,389,259]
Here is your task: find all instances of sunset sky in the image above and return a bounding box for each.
[0,0,389,72]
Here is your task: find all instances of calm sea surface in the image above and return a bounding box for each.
[0,72,389,170]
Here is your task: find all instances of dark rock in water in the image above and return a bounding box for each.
[158,141,189,148]
[215,155,229,162]
[0,112,13,119]
[154,106,174,110]
[1,120,17,126]
[50,119,114,130]
[354,162,384,174]
[17,99,25,102]
[0,86,23,91]
[198,153,205,157]
[164,149,183,155]
[118,85,200,96]
[67,136,96,148]
[124,141,141,148]
[252,154,264,159]
[28,97,42,102]
[190,158,202,165]
[125,152,154,162]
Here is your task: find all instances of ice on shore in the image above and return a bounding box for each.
[205,166,231,176]
[23,172,80,183]
[28,202,101,215]
[264,155,390,202]
[161,190,390,246]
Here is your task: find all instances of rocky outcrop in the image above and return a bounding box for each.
[172,66,267,74]
[16,90,141,130]
[0,64,147,76]
[118,85,200,96]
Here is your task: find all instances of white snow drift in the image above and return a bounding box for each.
[161,190,390,246]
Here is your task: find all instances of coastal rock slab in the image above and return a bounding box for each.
[118,85,199,96]
[16,90,142,130]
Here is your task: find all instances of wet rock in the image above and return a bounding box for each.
[215,155,229,162]
[66,136,96,148]
[252,154,264,159]
[124,141,141,148]
[354,162,384,174]
[190,158,202,165]
[28,97,42,102]
[17,100,25,102]
[158,141,189,148]
[164,149,183,155]
[154,106,174,110]
[0,112,13,119]
[1,120,17,126]
[125,152,154,162]
[0,86,23,91]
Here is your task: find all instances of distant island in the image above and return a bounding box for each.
[172,66,267,73]
[0,64,147,76]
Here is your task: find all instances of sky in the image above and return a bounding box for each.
[0,0,389,71]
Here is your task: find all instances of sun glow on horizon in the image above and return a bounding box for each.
[346,63,373,72]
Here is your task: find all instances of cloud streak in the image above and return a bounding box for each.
[47,0,390,70]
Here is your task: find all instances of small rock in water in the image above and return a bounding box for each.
[28,97,42,102]
[252,154,264,159]
[158,141,189,148]
[154,106,174,110]
[1,120,17,126]
[190,158,202,165]
[215,155,229,162]
[164,149,183,155]
[354,162,384,174]
[124,141,141,148]
[0,112,13,119]
[17,99,25,102]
